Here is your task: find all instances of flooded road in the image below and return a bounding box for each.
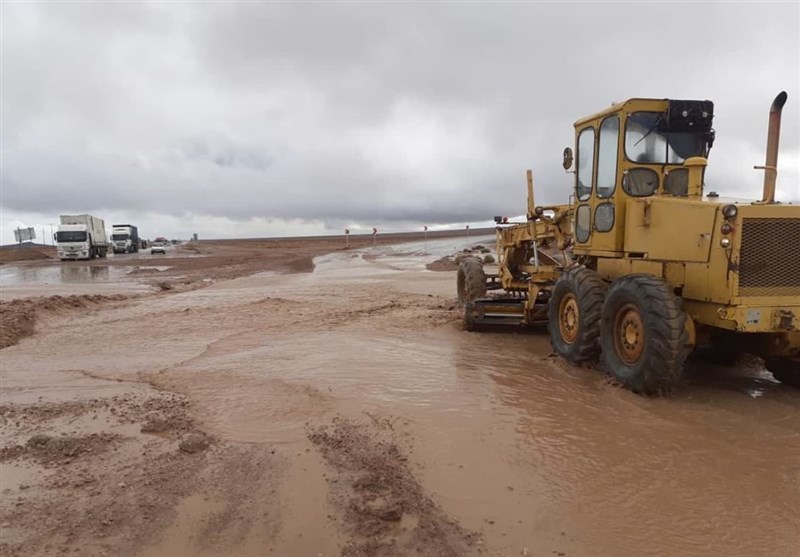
[1,235,798,556]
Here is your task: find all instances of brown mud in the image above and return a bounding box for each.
[0,246,56,264]
[0,294,129,348]
[1,233,798,557]
[309,416,481,557]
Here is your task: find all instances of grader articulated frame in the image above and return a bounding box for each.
[459,170,574,329]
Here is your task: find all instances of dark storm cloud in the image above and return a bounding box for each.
[2,1,798,238]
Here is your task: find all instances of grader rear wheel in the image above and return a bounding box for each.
[547,267,606,364]
[600,275,690,395]
[457,257,486,306]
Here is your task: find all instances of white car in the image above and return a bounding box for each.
[150,242,167,255]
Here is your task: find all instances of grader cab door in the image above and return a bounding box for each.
[574,114,623,254]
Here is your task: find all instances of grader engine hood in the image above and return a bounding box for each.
[623,197,800,306]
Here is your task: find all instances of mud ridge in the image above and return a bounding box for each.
[0,433,121,466]
[426,256,459,272]
[0,294,128,349]
[309,416,481,557]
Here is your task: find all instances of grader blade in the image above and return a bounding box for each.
[465,297,550,330]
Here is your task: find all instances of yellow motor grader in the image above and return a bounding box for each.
[457,92,800,394]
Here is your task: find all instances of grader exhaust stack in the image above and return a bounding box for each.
[757,91,787,203]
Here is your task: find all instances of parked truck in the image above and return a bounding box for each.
[55,215,109,261]
[111,224,140,254]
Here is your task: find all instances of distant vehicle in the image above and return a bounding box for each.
[55,215,109,261]
[150,242,167,255]
[111,224,140,254]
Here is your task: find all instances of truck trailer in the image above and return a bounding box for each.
[56,214,109,261]
[111,224,140,254]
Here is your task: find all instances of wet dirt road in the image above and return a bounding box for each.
[1,236,799,556]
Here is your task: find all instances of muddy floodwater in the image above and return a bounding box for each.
[1,236,798,557]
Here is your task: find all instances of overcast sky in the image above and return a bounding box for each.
[2,1,798,244]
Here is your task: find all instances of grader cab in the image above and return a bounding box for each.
[458,92,800,394]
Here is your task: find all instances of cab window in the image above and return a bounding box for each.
[623,168,659,197]
[576,127,594,201]
[596,116,619,198]
[664,168,689,196]
[625,112,705,164]
[575,205,591,243]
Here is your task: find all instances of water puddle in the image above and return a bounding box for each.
[131,266,172,272]
[0,264,131,286]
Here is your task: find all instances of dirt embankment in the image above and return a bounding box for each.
[0,295,128,349]
[0,246,56,264]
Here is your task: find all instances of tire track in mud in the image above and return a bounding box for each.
[309,416,482,557]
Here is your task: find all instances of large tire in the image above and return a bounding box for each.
[766,358,800,388]
[547,267,606,364]
[463,301,478,332]
[600,275,689,395]
[457,257,486,306]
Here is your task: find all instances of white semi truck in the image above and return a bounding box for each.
[111,224,140,254]
[55,214,109,261]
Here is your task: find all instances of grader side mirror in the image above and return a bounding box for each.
[562,147,574,170]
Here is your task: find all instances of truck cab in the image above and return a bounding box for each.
[56,214,109,260]
[56,225,93,261]
[112,224,140,254]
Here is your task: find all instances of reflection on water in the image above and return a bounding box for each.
[0,264,126,286]
[60,265,110,283]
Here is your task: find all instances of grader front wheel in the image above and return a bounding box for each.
[547,267,606,364]
[457,257,486,306]
[600,275,690,395]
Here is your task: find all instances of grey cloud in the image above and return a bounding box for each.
[2,2,798,240]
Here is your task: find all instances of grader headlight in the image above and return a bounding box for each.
[722,204,738,219]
